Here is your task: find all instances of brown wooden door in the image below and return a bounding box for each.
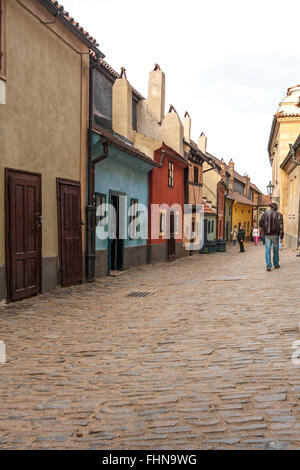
[57,179,82,287]
[168,211,176,260]
[6,169,42,302]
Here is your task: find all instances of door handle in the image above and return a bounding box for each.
[36,215,44,228]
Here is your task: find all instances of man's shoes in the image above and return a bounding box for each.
[266,267,272,272]
[274,265,280,269]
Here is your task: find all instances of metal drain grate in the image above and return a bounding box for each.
[128,292,154,298]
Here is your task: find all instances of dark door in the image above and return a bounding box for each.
[57,179,82,287]
[109,195,124,272]
[168,211,176,260]
[6,169,42,302]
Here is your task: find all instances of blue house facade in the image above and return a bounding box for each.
[92,125,158,276]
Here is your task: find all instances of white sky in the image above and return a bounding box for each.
[62,0,300,192]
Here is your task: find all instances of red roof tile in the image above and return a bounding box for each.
[230,192,256,206]
[202,202,217,215]
[258,195,272,206]
[49,0,99,47]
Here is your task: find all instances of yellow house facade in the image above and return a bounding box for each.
[232,199,255,237]
[0,0,102,302]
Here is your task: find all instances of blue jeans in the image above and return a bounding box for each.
[265,235,280,268]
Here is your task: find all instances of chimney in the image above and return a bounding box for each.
[161,105,184,156]
[112,67,134,141]
[182,111,191,143]
[220,159,226,179]
[243,174,251,199]
[228,159,234,193]
[198,133,207,154]
[148,64,165,124]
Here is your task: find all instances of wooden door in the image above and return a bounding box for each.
[6,169,42,302]
[57,179,82,287]
[168,211,176,260]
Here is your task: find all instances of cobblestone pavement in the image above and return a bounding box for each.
[1,243,300,450]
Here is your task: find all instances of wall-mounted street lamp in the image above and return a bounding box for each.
[267,181,275,197]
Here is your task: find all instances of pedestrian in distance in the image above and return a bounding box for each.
[231,226,238,246]
[259,202,284,272]
[238,225,246,252]
[252,225,260,246]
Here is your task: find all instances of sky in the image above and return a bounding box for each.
[62,0,300,192]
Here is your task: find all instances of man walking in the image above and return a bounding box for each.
[259,203,284,272]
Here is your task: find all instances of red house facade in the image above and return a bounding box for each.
[148,143,188,263]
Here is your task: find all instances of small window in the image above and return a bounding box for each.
[211,220,214,233]
[208,220,211,234]
[168,161,174,188]
[129,198,139,240]
[194,166,199,184]
[95,193,107,226]
[0,0,6,79]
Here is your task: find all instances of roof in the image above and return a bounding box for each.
[40,0,103,56]
[92,123,160,168]
[230,192,256,206]
[90,53,144,101]
[258,195,272,206]
[202,202,217,215]
[268,85,300,157]
[159,143,188,167]
[206,152,262,194]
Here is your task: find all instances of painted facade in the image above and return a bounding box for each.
[268,85,300,233]
[148,143,187,262]
[280,136,300,250]
[0,0,100,301]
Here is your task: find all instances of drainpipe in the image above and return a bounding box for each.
[86,60,96,282]
[86,60,110,282]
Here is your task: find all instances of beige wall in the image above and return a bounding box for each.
[0,0,89,267]
[202,162,221,207]
[283,164,300,249]
[271,119,300,204]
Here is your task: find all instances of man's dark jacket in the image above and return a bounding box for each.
[259,209,284,238]
[238,228,245,242]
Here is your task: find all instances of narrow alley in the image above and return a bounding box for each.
[0,244,299,450]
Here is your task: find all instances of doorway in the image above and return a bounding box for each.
[57,179,83,287]
[168,211,176,260]
[5,169,42,302]
[109,193,125,273]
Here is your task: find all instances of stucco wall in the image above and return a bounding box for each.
[232,203,253,237]
[93,136,151,252]
[0,0,86,273]
[285,165,300,250]
[202,162,220,207]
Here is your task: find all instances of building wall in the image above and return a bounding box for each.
[0,0,89,299]
[224,199,233,242]
[285,165,300,250]
[205,215,217,241]
[93,138,151,252]
[202,162,220,207]
[271,119,300,206]
[232,203,253,237]
[188,161,203,206]
[149,148,185,252]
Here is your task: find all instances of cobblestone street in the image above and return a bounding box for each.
[1,243,300,450]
